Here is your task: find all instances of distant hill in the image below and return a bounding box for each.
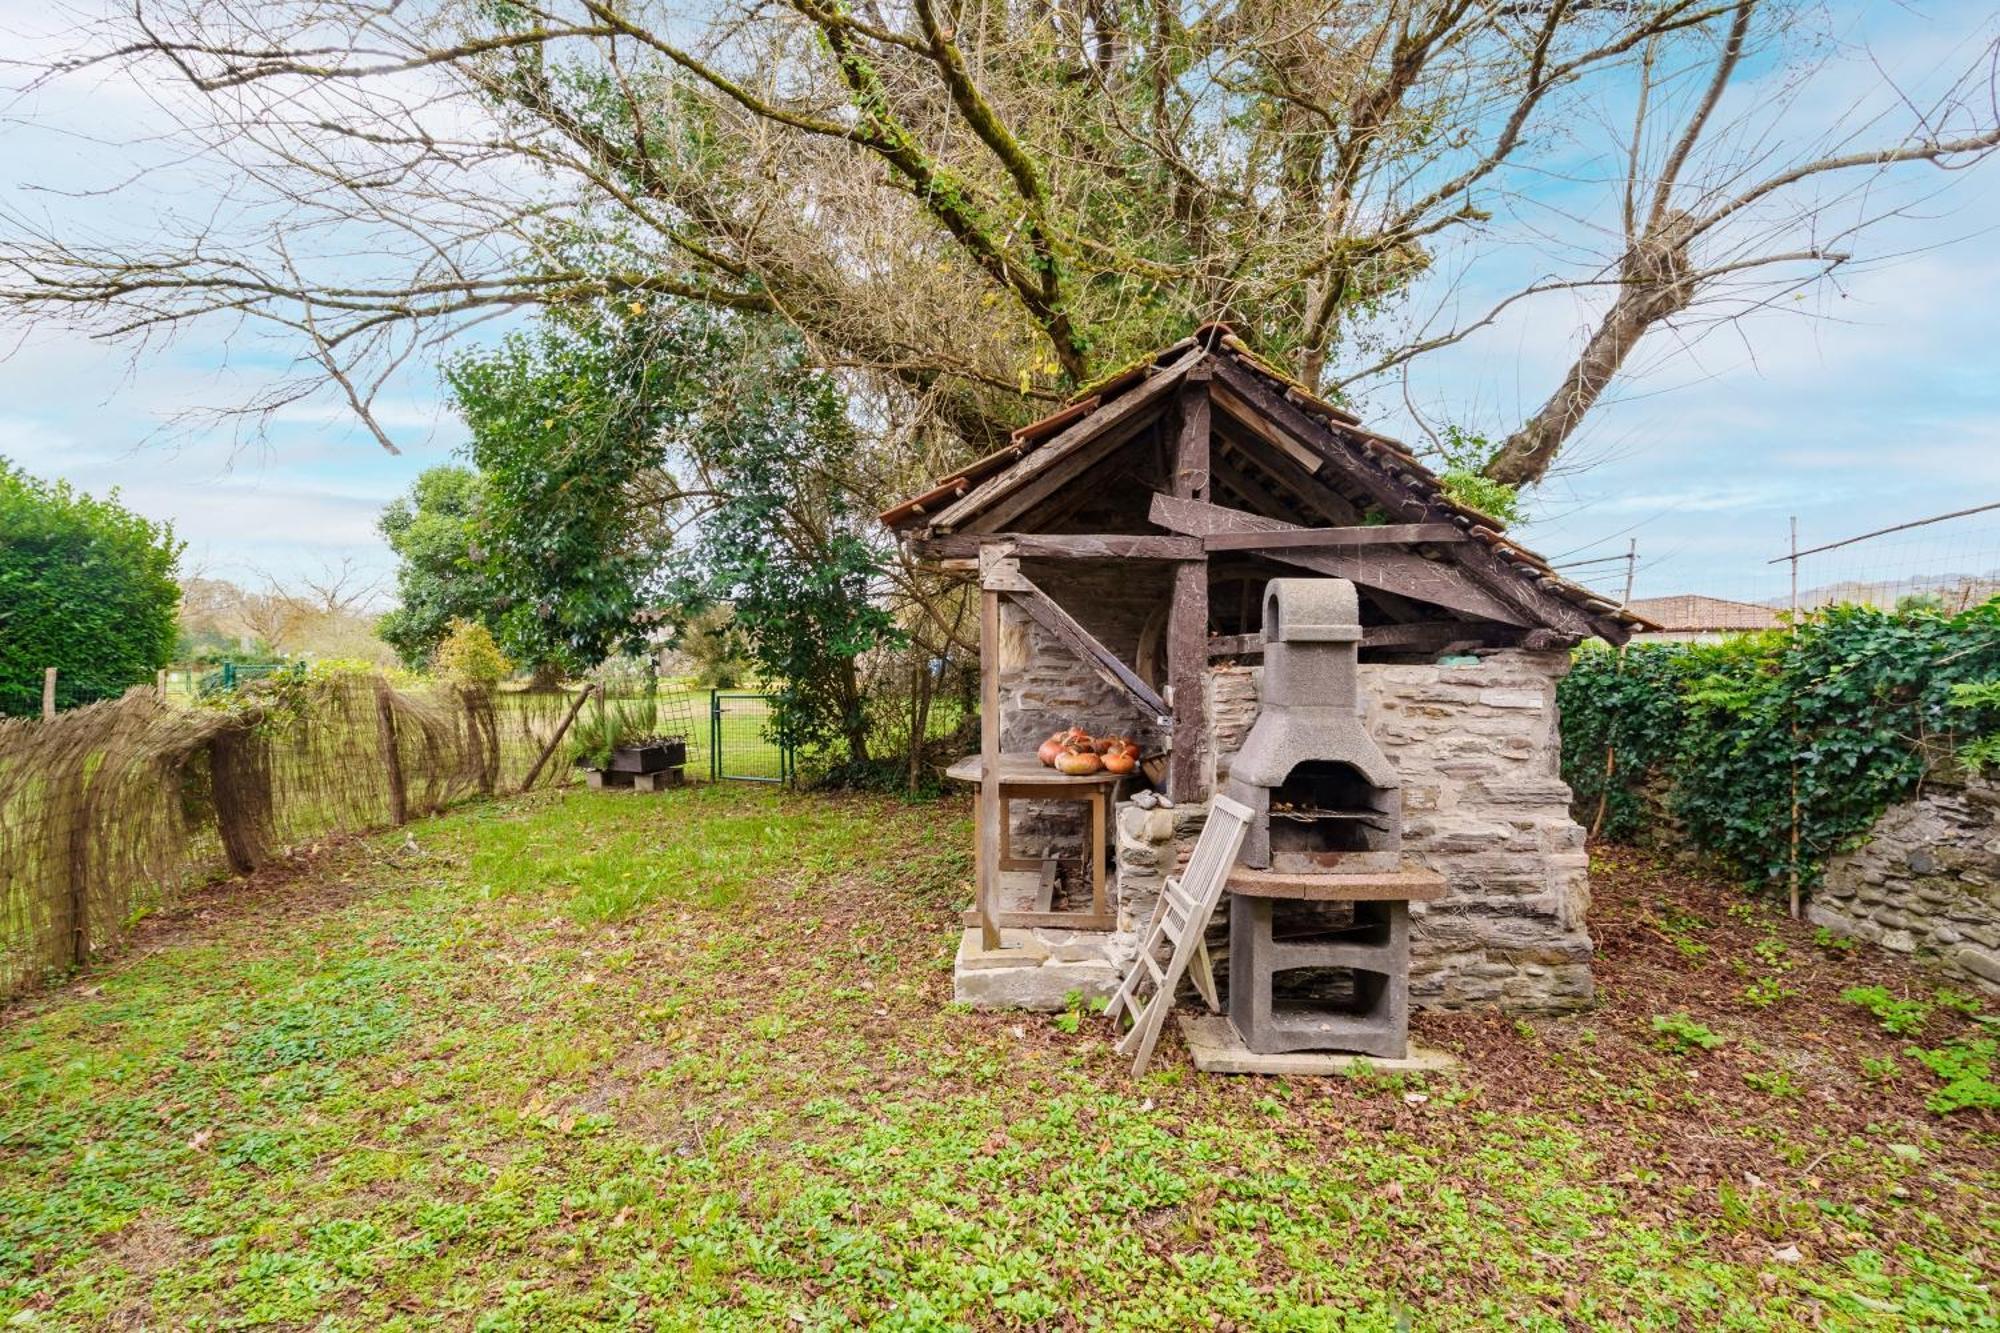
[1784,573,2000,613]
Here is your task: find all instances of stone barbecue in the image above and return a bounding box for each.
[1224,579,1400,872]
[1220,578,1443,1058]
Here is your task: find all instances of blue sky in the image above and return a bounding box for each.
[3,1,1997,609]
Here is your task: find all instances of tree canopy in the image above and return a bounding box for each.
[4,1,1994,485]
[0,460,182,716]
[377,466,490,670]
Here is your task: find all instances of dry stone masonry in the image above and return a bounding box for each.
[1109,650,1594,1013]
[1811,774,2000,994]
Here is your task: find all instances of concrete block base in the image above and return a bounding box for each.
[1178,1015,1457,1075]
[953,928,1121,1011]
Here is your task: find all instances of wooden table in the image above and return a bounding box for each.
[946,753,1124,931]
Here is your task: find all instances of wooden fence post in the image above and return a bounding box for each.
[519,685,596,793]
[373,676,408,826]
[209,725,268,875]
[43,667,56,719]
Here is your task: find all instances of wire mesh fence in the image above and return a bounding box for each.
[708,691,794,782]
[0,671,804,998]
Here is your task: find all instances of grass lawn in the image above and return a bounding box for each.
[1,785,1994,1330]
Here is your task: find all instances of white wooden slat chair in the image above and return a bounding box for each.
[1105,794,1254,1076]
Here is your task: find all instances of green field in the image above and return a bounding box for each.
[1,786,1993,1329]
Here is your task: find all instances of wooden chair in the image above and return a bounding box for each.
[1105,794,1254,1076]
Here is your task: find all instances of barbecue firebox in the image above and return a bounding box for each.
[1225,579,1401,871]
[1222,578,1443,1057]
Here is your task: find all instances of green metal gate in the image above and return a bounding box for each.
[708,691,795,783]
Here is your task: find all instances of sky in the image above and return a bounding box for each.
[2,1,1998,611]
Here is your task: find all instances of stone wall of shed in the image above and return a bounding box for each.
[1116,650,1594,1013]
[1809,776,2000,994]
[996,560,1172,859]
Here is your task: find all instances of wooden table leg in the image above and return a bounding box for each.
[1090,787,1107,920]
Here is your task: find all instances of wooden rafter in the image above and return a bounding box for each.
[1150,495,1530,627]
[913,532,1202,560]
[938,350,1198,532]
[1201,523,1465,551]
[1207,358,1609,640]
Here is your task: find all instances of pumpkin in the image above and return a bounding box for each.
[1037,733,1067,767]
[1101,749,1137,775]
[1053,746,1102,776]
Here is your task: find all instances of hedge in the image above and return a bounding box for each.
[0,462,182,717]
[1558,599,2000,892]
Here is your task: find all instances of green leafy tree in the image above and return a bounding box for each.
[666,342,901,767]
[445,312,711,680]
[376,467,487,670]
[0,460,182,715]
[433,619,512,689]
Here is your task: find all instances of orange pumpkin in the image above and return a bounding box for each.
[1053,746,1103,776]
[1101,750,1137,775]
[1037,733,1066,767]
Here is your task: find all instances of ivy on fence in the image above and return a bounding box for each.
[1559,600,2000,893]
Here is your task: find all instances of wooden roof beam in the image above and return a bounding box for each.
[1150,494,1530,627]
[912,532,1203,560]
[1206,358,1609,641]
[938,352,1200,532]
[1202,523,1465,552]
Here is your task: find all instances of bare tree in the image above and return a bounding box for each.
[1,0,1994,485]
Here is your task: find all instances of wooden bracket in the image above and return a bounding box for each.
[999,569,1172,725]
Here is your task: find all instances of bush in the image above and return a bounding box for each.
[0,461,183,716]
[433,620,511,688]
[1559,599,2000,893]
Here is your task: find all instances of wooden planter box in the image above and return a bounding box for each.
[608,738,687,774]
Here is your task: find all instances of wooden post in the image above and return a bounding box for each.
[1167,562,1208,803]
[972,544,1008,948]
[1166,373,1212,803]
[1174,373,1211,502]
[1788,516,1801,920]
[373,675,408,826]
[42,667,56,719]
[976,576,1004,951]
[519,684,596,793]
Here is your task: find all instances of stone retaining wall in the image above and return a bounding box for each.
[1810,776,2000,993]
[1112,650,1594,1013]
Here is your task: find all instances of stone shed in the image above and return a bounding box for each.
[879,326,1648,1012]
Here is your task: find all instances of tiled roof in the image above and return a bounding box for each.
[1627,595,1782,632]
[880,325,1653,639]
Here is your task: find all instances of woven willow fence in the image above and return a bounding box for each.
[0,676,578,998]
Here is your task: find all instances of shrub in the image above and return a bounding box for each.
[433,620,511,688]
[1559,599,2000,893]
[0,461,183,716]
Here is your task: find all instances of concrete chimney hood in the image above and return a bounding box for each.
[1223,578,1402,872]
